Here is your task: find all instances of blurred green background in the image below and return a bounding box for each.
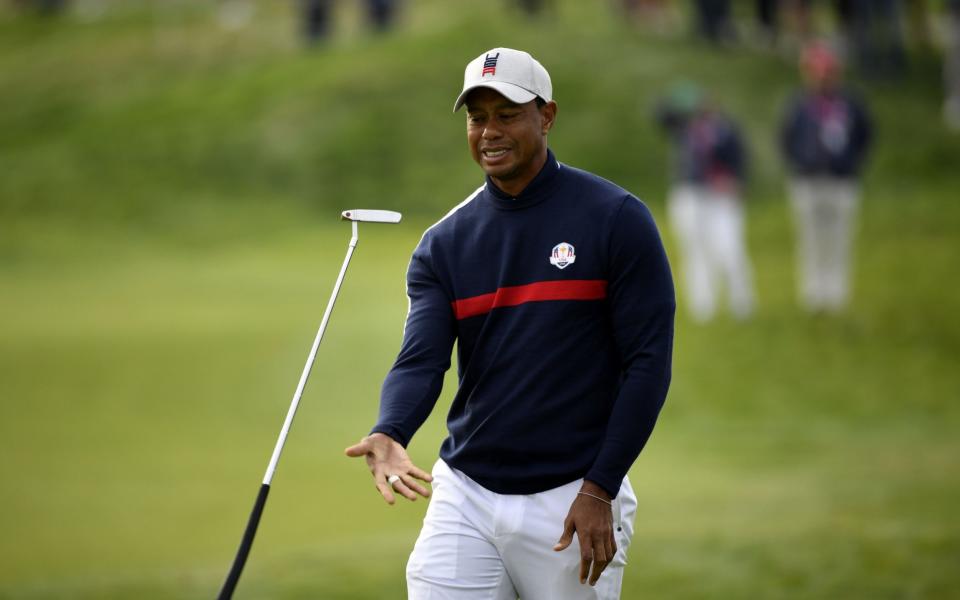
[1,1,958,598]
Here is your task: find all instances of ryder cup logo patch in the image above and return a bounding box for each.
[481,52,500,77]
[550,243,576,269]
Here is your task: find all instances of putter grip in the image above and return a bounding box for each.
[218,483,270,600]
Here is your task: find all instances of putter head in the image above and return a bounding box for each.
[340,209,402,224]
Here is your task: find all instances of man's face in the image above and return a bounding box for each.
[804,65,840,92]
[465,87,556,194]
[801,49,841,93]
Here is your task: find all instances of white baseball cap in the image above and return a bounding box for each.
[453,47,553,112]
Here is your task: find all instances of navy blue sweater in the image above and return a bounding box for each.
[372,151,675,498]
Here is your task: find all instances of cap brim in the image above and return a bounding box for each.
[453,81,537,112]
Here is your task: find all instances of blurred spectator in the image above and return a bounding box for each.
[692,0,735,44]
[754,0,814,49]
[837,0,908,78]
[657,83,755,322]
[945,0,960,131]
[13,0,68,14]
[755,0,779,44]
[832,0,855,46]
[367,0,399,32]
[780,42,873,313]
[301,0,333,45]
[514,0,551,17]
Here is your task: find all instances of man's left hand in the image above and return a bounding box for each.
[552,481,617,586]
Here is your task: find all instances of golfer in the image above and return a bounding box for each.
[346,47,675,599]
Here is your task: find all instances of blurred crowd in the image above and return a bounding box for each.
[298,0,401,43]
[8,0,958,320]
[657,41,873,321]
[14,1,958,126]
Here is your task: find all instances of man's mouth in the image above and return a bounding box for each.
[482,148,509,159]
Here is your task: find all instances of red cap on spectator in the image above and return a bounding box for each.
[800,41,841,82]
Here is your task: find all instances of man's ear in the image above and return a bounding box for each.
[540,101,558,134]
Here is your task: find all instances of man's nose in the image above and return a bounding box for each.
[481,124,502,139]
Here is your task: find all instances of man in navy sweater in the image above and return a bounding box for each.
[346,47,675,599]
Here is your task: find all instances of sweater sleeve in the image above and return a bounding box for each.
[371,238,456,447]
[584,196,675,497]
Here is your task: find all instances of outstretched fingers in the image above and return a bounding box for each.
[345,433,433,504]
[399,474,431,499]
[375,474,397,505]
[343,440,370,457]
[389,476,420,502]
[407,464,434,484]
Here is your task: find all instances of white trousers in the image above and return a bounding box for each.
[788,177,860,312]
[668,184,755,322]
[407,460,637,600]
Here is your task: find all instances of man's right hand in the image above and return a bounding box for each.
[344,433,433,505]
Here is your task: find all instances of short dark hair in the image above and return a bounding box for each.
[535,97,546,108]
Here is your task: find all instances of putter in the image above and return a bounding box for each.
[218,209,402,600]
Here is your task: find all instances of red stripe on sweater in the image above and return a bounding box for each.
[452,280,608,320]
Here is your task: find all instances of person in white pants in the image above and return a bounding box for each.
[657,83,755,322]
[346,48,675,600]
[406,460,638,599]
[668,183,754,322]
[788,177,859,311]
[780,42,873,313]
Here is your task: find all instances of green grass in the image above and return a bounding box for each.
[1,1,958,598]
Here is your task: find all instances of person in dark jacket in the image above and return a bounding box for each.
[346,47,674,599]
[301,0,333,44]
[367,0,398,31]
[780,41,873,313]
[657,83,755,322]
[692,0,735,43]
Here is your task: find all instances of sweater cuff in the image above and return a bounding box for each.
[584,472,621,500]
[369,426,410,448]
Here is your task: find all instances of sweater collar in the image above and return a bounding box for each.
[484,149,562,210]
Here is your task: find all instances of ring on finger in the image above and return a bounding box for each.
[387,474,401,486]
